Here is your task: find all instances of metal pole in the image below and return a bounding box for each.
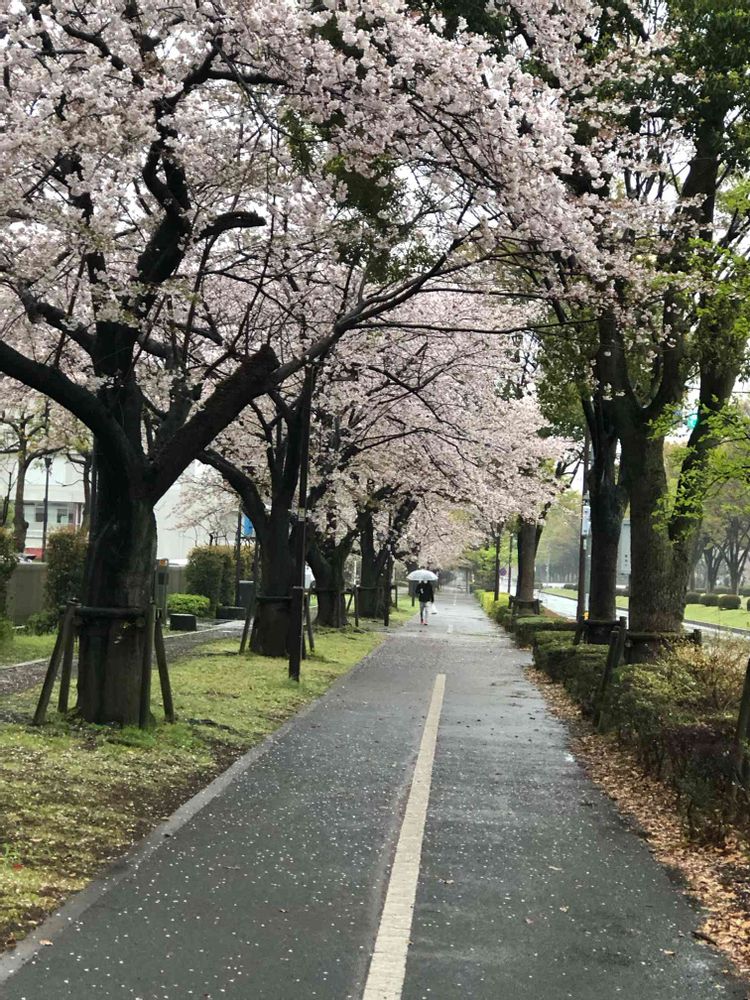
[493,522,502,602]
[234,508,243,606]
[289,366,315,682]
[41,455,52,560]
[507,532,513,595]
[576,426,591,621]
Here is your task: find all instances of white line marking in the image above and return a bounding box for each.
[447,623,454,634]
[362,673,446,1000]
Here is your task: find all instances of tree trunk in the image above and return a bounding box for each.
[76,446,156,725]
[359,512,387,619]
[13,456,29,553]
[586,406,627,622]
[621,428,691,632]
[308,536,352,628]
[250,508,295,657]
[514,519,539,604]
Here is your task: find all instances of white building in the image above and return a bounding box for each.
[4,455,235,561]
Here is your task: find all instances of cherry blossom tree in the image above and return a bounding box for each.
[1,0,607,719]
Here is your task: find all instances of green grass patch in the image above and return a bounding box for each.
[542,589,750,631]
[0,633,57,667]
[0,617,397,951]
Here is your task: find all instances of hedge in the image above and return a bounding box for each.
[718,593,741,610]
[701,593,719,606]
[167,593,211,617]
[513,615,576,648]
[685,591,701,605]
[532,632,750,843]
[45,528,87,609]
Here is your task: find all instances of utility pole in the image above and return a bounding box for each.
[576,426,591,621]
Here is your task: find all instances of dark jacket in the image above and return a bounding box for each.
[415,581,434,603]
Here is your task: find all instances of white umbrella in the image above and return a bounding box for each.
[406,569,438,582]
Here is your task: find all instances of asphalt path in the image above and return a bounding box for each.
[0,594,746,999]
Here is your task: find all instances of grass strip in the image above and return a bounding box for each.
[0,609,413,951]
[542,588,750,630]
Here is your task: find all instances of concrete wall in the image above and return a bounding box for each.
[5,562,191,624]
[6,563,48,624]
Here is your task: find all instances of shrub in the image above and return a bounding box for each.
[514,615,576,648]
[167,593,211,617]
[45,528,87,609]
[25,609,60,634]
[701,593,719,607]
[718,593,741,610]
[0,528,17,615]
[186,547,227,614]
[685,591,701,605]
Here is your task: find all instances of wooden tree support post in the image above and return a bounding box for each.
[239,599,253,655]
[33,604,74,726]
[304,592,315,653]
[139,603,156,730]
[354,585,360,628]
[154,616,175,723]
[733,657,750,788]
[594,616,627,730]
[57,600,79,714]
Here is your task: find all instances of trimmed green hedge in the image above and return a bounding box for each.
[718,593,741,610]
[701,593,719,606]
[685,591,701,605]
[513,615,576,648]
[167,593,211,617]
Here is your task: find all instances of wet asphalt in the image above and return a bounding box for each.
[0,593,747,999]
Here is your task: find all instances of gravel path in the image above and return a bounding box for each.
[0,621,244,698]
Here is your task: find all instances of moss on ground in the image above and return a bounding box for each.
[0,612,411,951]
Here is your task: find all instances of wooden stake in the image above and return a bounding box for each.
[139,603,155,729]
[239,599,253,654]
[305,592,315,652]
[733,657,750,786]
[154,617,175,723]
[32,608,67,726]
[57,601,79,714]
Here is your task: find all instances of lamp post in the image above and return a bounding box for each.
[289,365,315,682]
[41,455,53,561]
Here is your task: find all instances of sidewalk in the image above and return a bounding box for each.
[0,594,746,999]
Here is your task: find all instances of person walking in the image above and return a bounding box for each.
[415,579,435,625]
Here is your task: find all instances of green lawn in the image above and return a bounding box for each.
[0,633,57,667]
[541,588,750,631]
[0,612,411,951]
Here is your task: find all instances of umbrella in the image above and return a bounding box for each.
[406,569,438,582]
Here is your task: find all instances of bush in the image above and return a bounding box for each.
[701,593,719,606]
[685,591,701,605]
[45,528,87,608]
[514,615,576,648]
[477,590,512,628]
[0,528,17,616]
[25,609,60,634]
[718,593,741,610]
[186,547,227,614]
[167,593,211,617]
